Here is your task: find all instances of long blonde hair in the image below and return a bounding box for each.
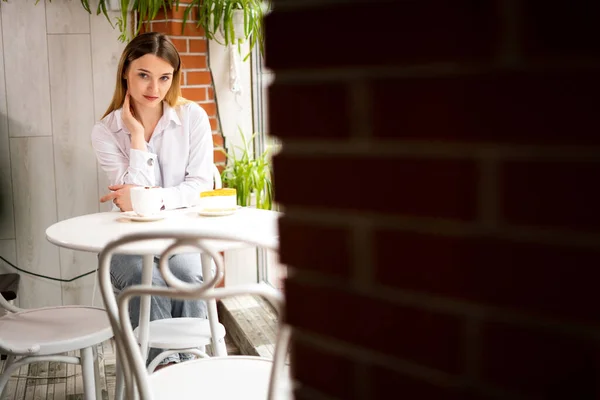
[102,32,185,119]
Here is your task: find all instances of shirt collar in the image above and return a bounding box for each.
[114,101,182,134]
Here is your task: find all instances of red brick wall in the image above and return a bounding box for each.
[141,3,225,168]
[267,1,600,399]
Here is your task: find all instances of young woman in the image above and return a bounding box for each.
[91,32,213,368]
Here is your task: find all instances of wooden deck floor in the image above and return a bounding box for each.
[0,336,240,400]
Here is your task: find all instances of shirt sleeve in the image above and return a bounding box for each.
[91,123,157,187]
[161,103,214,210]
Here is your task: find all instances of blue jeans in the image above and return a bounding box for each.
[110,253,208,366]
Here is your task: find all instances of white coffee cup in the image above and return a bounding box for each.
[130,186,163,217]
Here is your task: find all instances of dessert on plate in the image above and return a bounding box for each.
[198,188,237,212]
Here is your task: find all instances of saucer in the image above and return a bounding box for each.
[198,207,239,217]
[122,211,166,222]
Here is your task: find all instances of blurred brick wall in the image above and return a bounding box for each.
[267,1,600,399]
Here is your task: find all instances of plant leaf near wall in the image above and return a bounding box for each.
[3,0,270,58]
[221,129,277,210]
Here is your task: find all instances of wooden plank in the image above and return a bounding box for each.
[102,340,116,400]
[14,363,28,400]
[46,360,60,400]
[65,352,75,399]
[0,240,17,275]
[51,358,68,400]
[1,340,118,399]
[90,10,124,121]
[1,357,17,400]
[73,356,82,399]
[0,0,52,138]
[45,0,90,34]
[90,11,126,213]
[0,14,15,240]
[94,345,108,400]
[218,295,280,359]
[30,362,49,400]
[10,137,62,308]
[47,34,99,306]
[23,363,35,400]
[47,34,98,222]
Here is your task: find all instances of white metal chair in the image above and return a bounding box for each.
[98,231,292,400]
[0,293,112,399]
[109,164,227,400]
[127,163,226,372]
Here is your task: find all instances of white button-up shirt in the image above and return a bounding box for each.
[91,101,214,210]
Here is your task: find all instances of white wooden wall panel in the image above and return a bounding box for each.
[48,34,100,305]
[91,11,126,211]
[0,16,15,240]
[1,0,52,138]
[10,137,62,307]
[45,0,91,34]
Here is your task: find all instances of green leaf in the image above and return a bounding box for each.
[80,0,91,14]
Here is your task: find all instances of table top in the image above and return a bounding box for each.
[45,207,281,255]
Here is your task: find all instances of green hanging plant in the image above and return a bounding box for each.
[5,0,270,60]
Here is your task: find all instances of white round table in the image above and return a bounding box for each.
[46,206,280,255]
[45,206,281,357]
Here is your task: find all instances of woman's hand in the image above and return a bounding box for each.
[100,184,137,212]
[122,92,144,137]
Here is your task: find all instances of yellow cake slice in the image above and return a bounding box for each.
[199,188,237,212]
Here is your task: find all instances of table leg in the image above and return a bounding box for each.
[138,254,154,362]
[201,253,228,356]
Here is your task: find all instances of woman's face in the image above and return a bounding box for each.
[125,54,175,108]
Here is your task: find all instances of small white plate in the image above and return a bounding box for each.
[121,211,166,222]
[198,208,238,217]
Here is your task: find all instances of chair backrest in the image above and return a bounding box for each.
[98,230,289,400]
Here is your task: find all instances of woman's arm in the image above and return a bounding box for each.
[91,123,157,187]
[161,103,214,210]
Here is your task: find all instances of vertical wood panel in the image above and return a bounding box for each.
[59,249,98,306]
[0,239,16,274]
[48,34,100,305]
[0,239,18,307]
[1,0,52,137]
[90,11,124,122]
[48,35,98,221]
[91,11,126,212]
[10,137,62,307]
[0,16,15,239]
[45,0,90,34]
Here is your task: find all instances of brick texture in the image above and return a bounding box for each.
[371,366,488,400]
[521,1,600,60]
[481,322,598,398]
[292,339,359,400]
[266,1,499,70]
[269,82,351,139]
[285,277,466,374]
[500,160,600,231]
[371,71,600,145]
[273,154,479,220]
[279,217,352,277]
[373,230,600,323]
[268,1,600,399]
